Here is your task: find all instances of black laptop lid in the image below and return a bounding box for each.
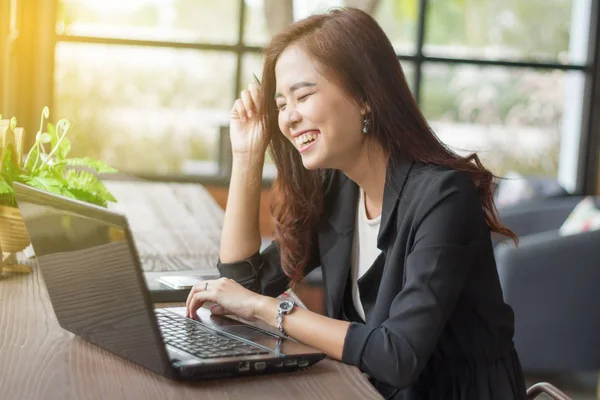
[13,182,172,377]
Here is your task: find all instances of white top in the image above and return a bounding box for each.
[350,188,382,322]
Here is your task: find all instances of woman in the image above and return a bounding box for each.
[186,7,526,399]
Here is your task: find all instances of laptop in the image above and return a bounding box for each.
[13,182,325,380]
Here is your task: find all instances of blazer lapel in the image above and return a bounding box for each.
[318,159,413,319]
[319,176,358,318]
[377,158,413,249]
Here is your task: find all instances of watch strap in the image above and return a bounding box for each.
[276,301,294,336]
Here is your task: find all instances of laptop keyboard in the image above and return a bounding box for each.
[155,310,270,359]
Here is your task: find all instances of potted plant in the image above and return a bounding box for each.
[0,107,118,275]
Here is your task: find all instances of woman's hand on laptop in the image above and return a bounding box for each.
[185,277,263,322]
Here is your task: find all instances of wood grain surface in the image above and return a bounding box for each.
[0,181,382,400]
[105,181,225,272]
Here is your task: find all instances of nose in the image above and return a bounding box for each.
[286,107,302,130]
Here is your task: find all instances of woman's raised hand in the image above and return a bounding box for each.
[229,82,268,160]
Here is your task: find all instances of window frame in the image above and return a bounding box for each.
[46,0,600,192]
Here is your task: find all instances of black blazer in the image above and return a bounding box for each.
[218,158,526,399]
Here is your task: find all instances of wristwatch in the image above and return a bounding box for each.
[276,300,295,337]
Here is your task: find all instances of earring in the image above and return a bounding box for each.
[361,117,369,134]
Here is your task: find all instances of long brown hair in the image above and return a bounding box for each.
[259,7,516,282]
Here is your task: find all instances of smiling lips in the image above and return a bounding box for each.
[294,130,320,149]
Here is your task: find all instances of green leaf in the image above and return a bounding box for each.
[0,180,16,206]
[96,181,117,203]
[37,133,52,144]
[6,108,118,208]
[23,146,40,174]
[47,122,72,161]
[0,179,13,195]
[58,187,77,200]
[64,169,117,207]
[37,162,66,180]
[68,188,106,206]
[60,157,118,173]
[1,144,20,181]
[19,175,76,200]
[48,122,57,147]
[2,146,12,176]
[58,136,72,160]
[24,176,64,195]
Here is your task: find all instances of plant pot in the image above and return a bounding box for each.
[0,205,32,275]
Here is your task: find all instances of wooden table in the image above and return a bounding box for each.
[0,181,382,400]
[105,181,225,272]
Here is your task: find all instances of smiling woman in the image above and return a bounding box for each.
[272,47,371,172]
[186,7,527,400]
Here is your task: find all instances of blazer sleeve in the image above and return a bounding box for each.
[341,170,487,388]
[217,235,321,298]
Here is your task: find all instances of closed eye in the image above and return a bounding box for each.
[276,92,311,111]
[298,93,311,102]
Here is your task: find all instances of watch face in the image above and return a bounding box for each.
[280,301,294,312]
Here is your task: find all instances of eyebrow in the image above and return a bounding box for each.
[274,81,316,100]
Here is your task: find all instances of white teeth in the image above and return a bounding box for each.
[295,131,319,146]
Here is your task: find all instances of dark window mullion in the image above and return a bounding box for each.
[55,34,263,53]
[413,0,428,104]
[420,56,589,71]
[234,0,247,96]
[397,53,587,71]
[576,0,600,194]
[224,0,248,181]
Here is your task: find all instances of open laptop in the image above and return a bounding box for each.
[13,182,325,380]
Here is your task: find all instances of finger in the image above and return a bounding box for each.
[240,89,256,119]
[188,290,214,318]
[232,99,247,122]
[210,304,231,315]
[186,280,212,317]
[248,83,261,113]
[185,281,205,317]
[185,285,198,318]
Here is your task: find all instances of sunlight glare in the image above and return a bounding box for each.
[76,0,172,13]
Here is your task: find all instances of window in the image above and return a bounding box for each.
[54,0,243,178]
[56,0,240,44]
[421,64,572,176]
[51,0,597,190]
[424,0,575,64]
[55,42,235,175]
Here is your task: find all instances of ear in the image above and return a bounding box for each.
[361,102,371,115]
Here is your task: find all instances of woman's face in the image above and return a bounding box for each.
[274,45,366,170]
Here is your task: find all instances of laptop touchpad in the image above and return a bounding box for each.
[221,325,278,341]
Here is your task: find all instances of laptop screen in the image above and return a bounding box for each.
[14,183,172,377]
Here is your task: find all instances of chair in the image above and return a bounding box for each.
[526,382,571,399]
[492,195,584,247]
[494,195,600,373]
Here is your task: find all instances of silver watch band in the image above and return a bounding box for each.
[276,300,294,337]
[276,313,287,336]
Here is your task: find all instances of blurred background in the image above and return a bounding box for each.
[2,0,598,188]
[2,1,600,398]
